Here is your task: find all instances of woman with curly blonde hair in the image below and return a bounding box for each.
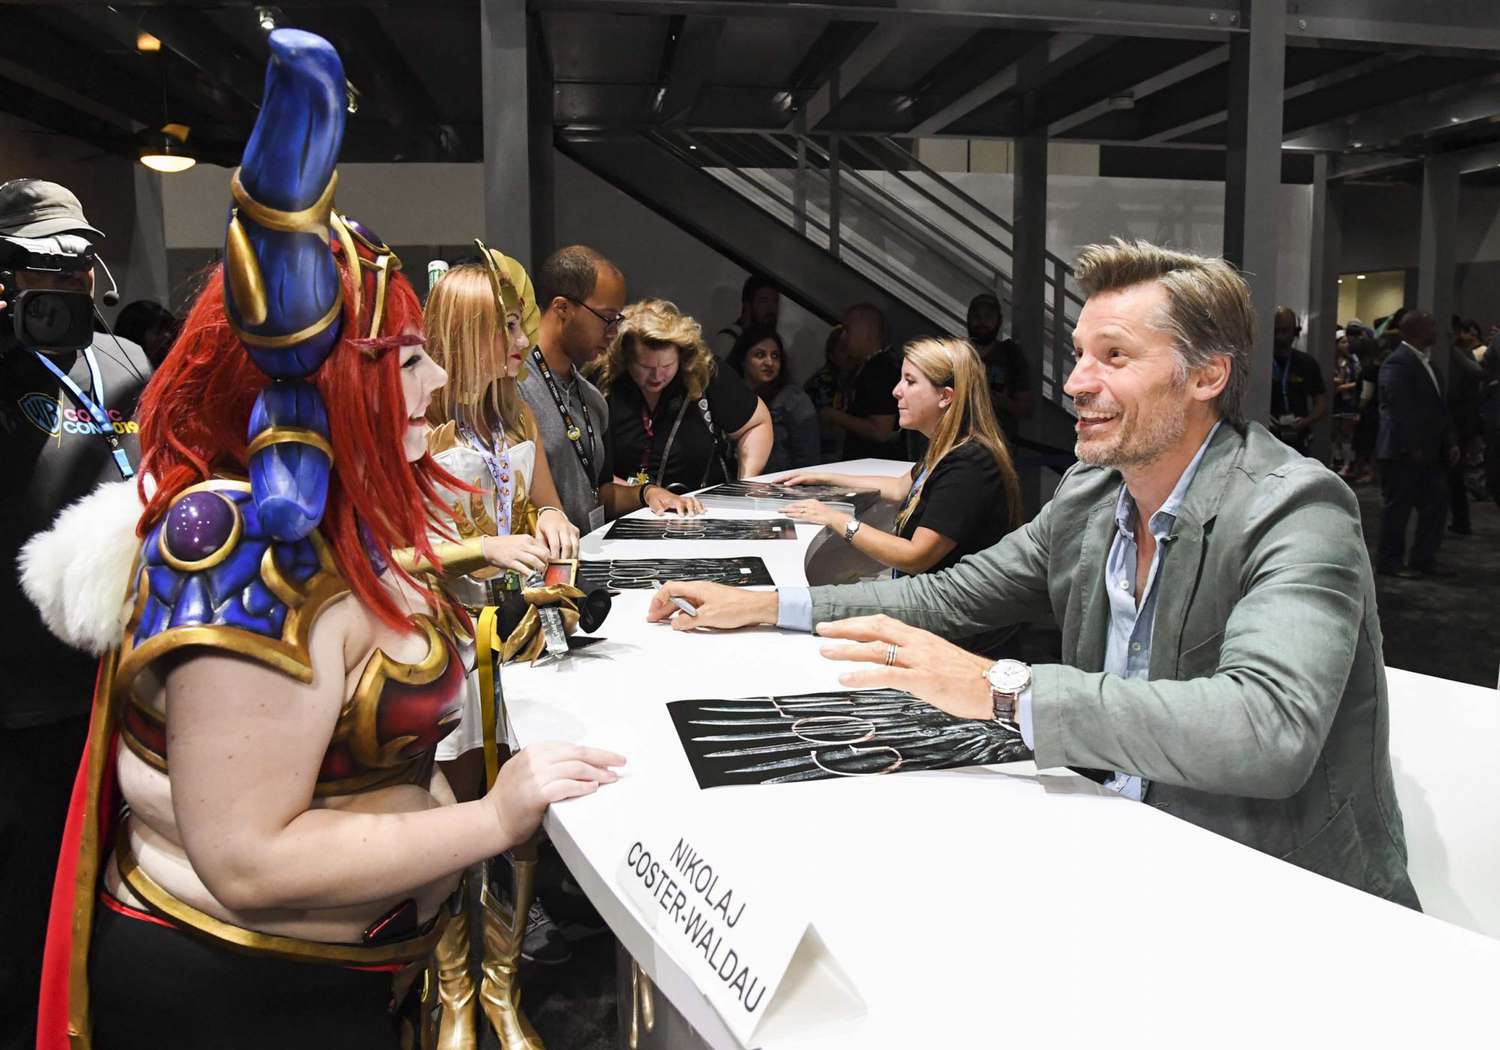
[591,298,773,491]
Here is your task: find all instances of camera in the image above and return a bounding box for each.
[0,233,97,353]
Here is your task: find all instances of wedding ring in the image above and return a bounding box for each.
[883,643,898,667]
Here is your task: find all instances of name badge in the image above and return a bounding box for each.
[616,827,864,1046]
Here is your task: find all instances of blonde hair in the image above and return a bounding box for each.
[1074,238,1253,431]
[424,263,530,440]
[589,298,714,400]
[897,337,1021,531]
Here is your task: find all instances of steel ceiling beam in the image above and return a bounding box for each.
[0,14,149,133]
[1288,0,1500,54]
[531,0,1241,40]
[1329,141,1500,182]
[657,17,726,125]
[1283,72,1500,153]
[1140,50,1395,145]
[797,20,904,130]
[124,8,266,111]
[1047,43,1229,137]
[329,8,449,147]
[908,33,1093,137]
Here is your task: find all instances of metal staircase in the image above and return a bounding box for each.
[645,130,1083,414]
[557,126,1083,480]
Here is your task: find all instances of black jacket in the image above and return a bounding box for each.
[1377,344,1450,462]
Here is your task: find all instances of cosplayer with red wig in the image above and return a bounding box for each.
[22,30,622,1050]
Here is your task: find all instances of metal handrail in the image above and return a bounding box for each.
[749,132,1003,294]
[867,135,1084,293]
[653,126,1082,413]
[652,129,971,330]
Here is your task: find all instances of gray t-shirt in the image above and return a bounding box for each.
[519,359,612,530]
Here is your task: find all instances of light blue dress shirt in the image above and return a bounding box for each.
[777,422,1222,802]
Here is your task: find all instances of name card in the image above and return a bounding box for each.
[616,828,864,1047]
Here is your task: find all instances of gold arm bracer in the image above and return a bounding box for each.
[391,536,492,577]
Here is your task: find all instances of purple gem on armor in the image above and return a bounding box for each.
[342,215,387,249]
[164,491,236,564]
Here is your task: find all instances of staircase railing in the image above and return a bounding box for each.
[648,128,1083,412]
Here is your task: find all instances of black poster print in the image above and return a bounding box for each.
[604,517,798,541]
[667,690,1032,789]
[577,556,775,591]
[697,480,880,513]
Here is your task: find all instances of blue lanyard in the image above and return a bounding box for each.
[890,465,931,579]
[1272,357,1292,414]
[29,347,135,479]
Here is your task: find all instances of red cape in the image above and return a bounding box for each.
[37,658,119,1050]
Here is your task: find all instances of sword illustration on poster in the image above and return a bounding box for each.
[667,689,1032,789]
[694,480,881,515]
[604,517,798,541]
[578,556,774,591]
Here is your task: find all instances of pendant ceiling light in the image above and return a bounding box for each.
[139,123,196,173]
[139,44,196,173]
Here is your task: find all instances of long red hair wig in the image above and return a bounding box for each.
[136,260,460,631]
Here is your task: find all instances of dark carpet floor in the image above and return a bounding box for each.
[516,472,1500,1050]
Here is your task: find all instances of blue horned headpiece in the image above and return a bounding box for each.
[223,28,402,542]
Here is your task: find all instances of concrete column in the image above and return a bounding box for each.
[526,11,554,266]
[1307,152,1342,461]
[120,164,169,320]
[481,0,532,265]
[1223,4,1286,426]
[1010,129,1046,382]
[1418,154,1460,372]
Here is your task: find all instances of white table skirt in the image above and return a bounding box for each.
[502,460,1500,1050]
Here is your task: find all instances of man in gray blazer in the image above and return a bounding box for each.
[650,239,1417,908]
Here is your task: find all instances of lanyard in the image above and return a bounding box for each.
[457,419,514,537]
[640,394,692,486]
[29,347,135,480]
[896,464,930,520]
[889,464,931,580]
[638,387,731,489]
[1272,357,1292,414]
[530,347,597,488]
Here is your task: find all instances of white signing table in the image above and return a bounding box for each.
[503,460,1500,1050]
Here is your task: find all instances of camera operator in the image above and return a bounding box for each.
[0,179,151,1050]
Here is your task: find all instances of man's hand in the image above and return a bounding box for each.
[647,581,778,631]
[816,615,993,720]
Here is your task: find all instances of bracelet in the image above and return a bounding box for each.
[639,483,655,508]
[536,505,565,520]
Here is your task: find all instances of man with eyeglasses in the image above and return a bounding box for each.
[519,245,699,538]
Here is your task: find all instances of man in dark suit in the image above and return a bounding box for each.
[1376,309,1458,576]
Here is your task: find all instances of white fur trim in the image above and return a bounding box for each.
[19,479,149,655]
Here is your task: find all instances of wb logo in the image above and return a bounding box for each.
[19,393,62,436]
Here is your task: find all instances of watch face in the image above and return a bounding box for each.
[987,659,1030,694]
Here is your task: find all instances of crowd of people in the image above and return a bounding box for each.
[2,157,1038,1050]
[1267,303,1500,577]
[0,28,1467,1050]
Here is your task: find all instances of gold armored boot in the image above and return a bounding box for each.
[434,884,478,1050]
[479,853,545,1049]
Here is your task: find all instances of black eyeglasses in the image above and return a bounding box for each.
[565,296,624,331]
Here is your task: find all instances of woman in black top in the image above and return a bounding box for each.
[782,337,1021,577]
[591,299,773,492]
[727,324,820,473]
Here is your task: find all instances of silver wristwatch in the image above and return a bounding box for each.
[842,517,861,542]
[985,659,1031,729]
